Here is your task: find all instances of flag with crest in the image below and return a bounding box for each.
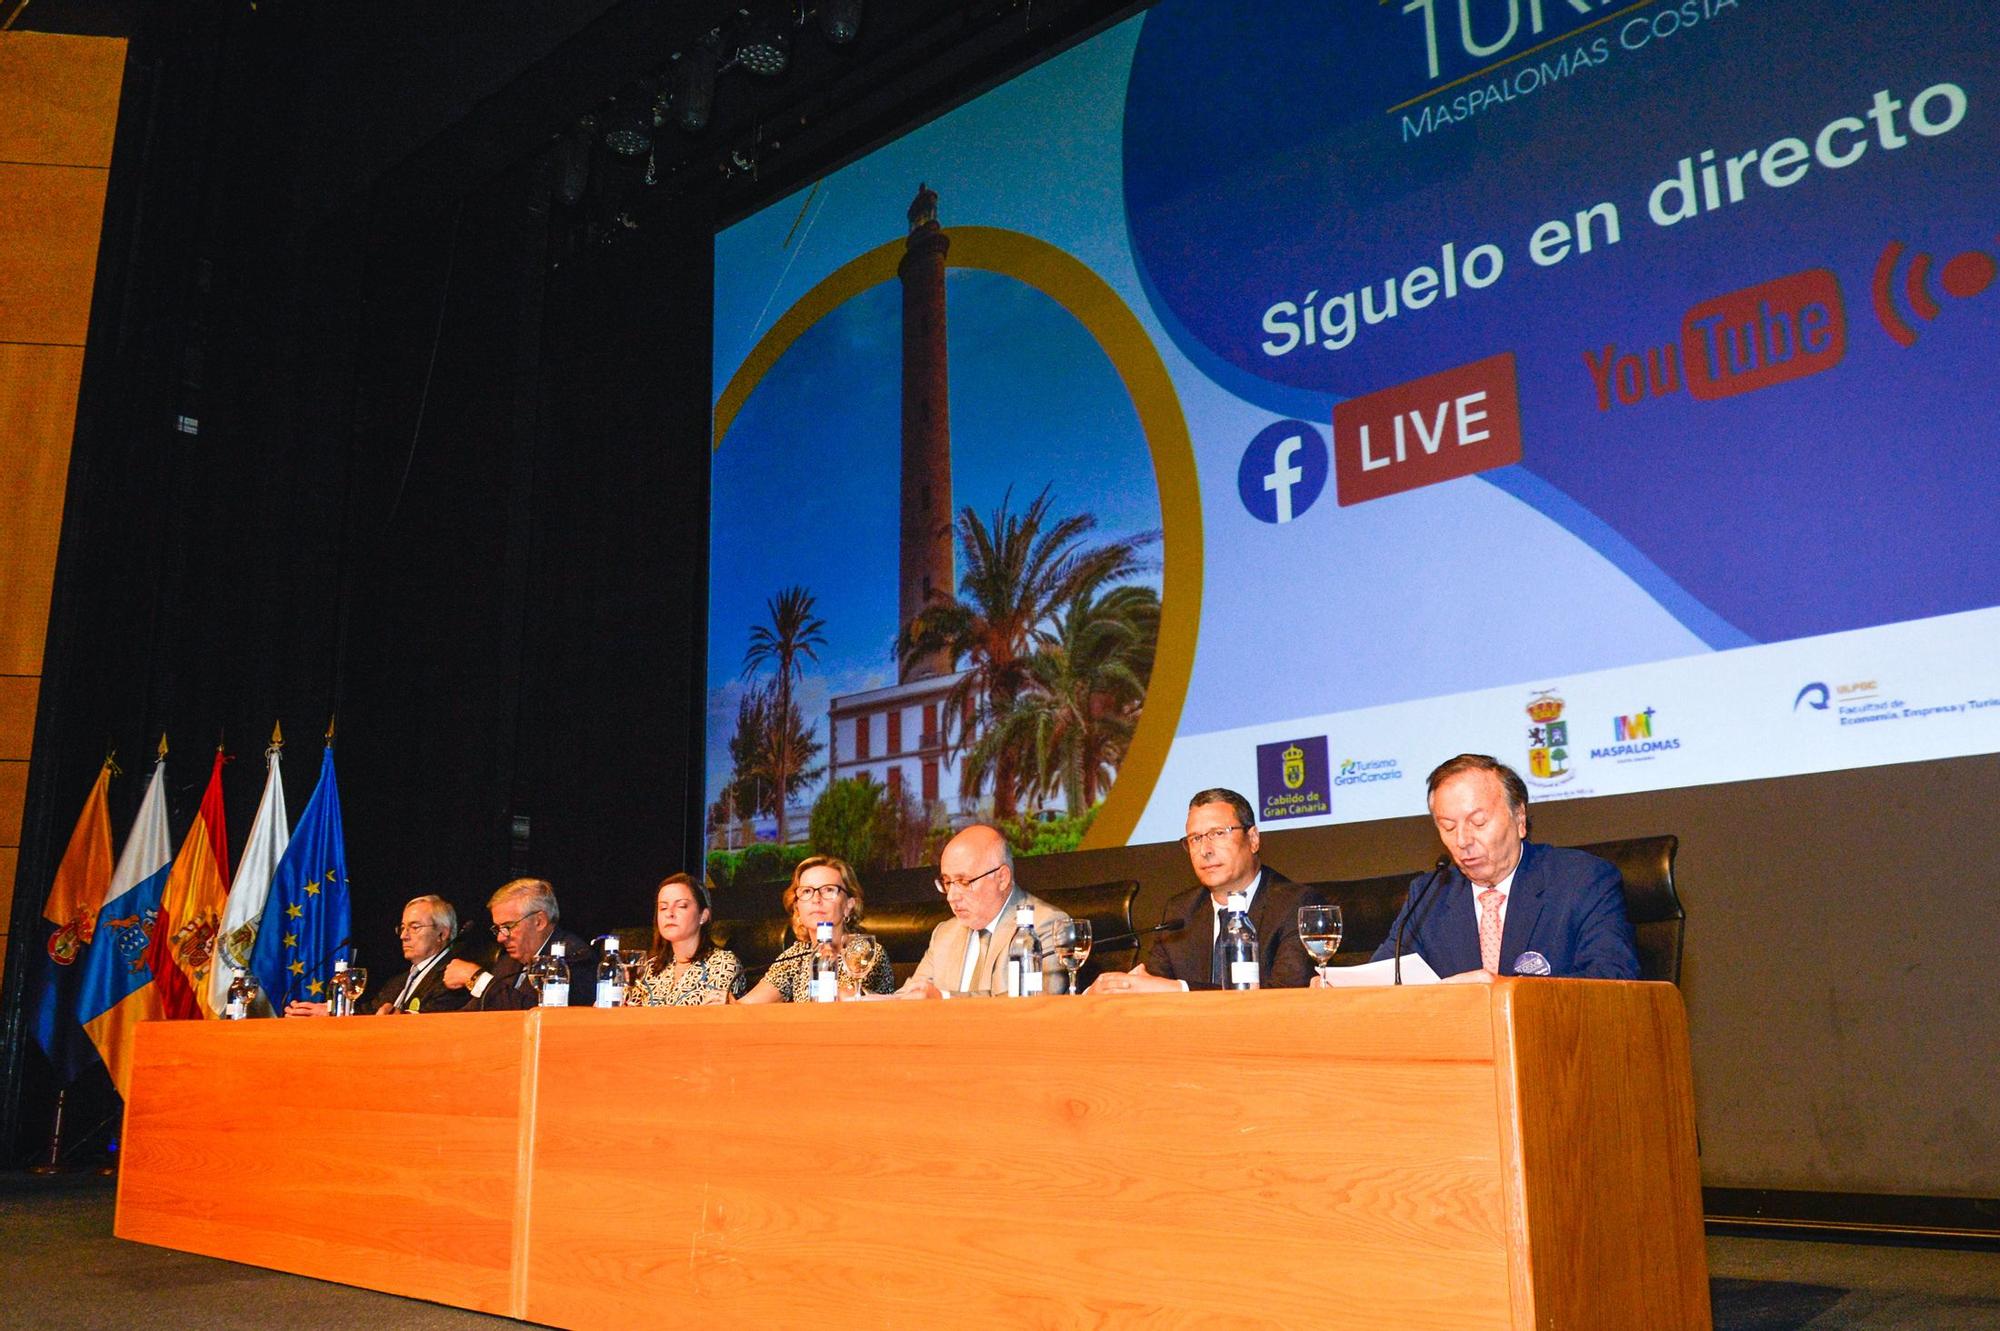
[209,727,288,1016]
[29,758,117,1081]
[146,746,232,1017]
[78,747,174,1097]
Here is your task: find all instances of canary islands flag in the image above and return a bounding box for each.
[250,744,350,1009]
[79,753,174,1098]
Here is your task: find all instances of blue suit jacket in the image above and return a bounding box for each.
[1369,841,1640,979]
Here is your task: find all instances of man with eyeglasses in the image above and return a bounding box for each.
[443,877,595,1010]
[1090,788,1319,993]
[283,894,470,1017]
[898,824,1068,999]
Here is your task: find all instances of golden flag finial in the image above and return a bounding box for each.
[156,733,169,762]
[324,714,337,745]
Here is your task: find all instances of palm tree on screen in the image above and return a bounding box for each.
[742,586,827,844]
[898,489,1156,820]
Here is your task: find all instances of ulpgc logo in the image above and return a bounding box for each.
[1525,689,1573,786]
[1238,420,1329,524]
[1256,735,1332,822]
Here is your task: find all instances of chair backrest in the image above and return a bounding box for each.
[708,879,1141,987]
[1572,834,1683,985]
[1301,834,1685,983]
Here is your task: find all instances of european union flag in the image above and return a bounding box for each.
[250,745,351,1009]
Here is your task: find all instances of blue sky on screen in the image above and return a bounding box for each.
[707,269,1160,794]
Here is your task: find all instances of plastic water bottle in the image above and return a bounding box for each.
[224,968,254,1020]
[1222,892,1260,991]
[534,942,572,1007]
[327,959,355,1016]
[1005,903,1044,997]
[809,921,839,1003]
[594,938,623,1008]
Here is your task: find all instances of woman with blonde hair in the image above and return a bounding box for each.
[738,855,894,1003]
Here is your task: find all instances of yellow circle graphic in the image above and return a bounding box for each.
[712,226,1200,850]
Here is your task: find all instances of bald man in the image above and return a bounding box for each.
[899,824,1069,998]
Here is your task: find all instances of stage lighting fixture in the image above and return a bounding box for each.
[734,15,790,76]
[818,0,861,44]
[673,38,721,132]
[602,103,653,156]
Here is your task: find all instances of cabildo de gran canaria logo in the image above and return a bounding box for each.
[1525,689,1573,785]
[1257,735,1332,822]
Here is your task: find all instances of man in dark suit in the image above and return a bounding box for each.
[443,878,597,1010]
[1089,787,1319,992]
[1369,754,1639,981]
[368,894,471,1014]
[281,893,471,1017]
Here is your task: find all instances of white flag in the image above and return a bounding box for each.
[208,737,290,1014]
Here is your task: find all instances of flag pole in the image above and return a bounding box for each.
[25,1090,69,1176]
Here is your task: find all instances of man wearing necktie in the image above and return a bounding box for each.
[1089,788,1320,993]
[899,824,1068,998]
[1368,754,1640,981]
[370,895,471,1014]
[281,894,470,1016]
[444,878,596,1009]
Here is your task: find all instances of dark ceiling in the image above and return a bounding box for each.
[15,0,1141,233]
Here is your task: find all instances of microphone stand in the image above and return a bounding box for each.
[1393,856,1452,985]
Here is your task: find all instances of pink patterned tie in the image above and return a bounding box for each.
[1478,888,1505,974]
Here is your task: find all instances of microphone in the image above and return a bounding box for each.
[1512,951,1551,977]
[1393,856,1452,986]
[273,934,353,1014]
[1086,917,1188,954]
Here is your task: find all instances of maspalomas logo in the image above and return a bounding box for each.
[1257,735,1332,822]
[1525,689,1574,786]
[1590,706,1683,762]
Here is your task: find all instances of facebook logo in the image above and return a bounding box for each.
[1236,419,1329,524]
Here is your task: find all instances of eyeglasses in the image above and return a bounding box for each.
[491,908,546,939]
[795,884,847,902]
[1181,825,1246,849]
[935,863,1003,895]
[394,922,441,937]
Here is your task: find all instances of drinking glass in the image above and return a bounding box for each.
[1298,904,1344,985]
[614,953,646,1006]
[1044,919,1092,995]
[838,933,881,999]
[337,966,368,1014]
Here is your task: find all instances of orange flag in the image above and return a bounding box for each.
[146,748,232,1018]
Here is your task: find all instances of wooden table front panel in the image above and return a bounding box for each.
[525,989,1513,1331]
[117,1013,536,1318]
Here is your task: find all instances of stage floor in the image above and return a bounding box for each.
[5,1172,1997,1330]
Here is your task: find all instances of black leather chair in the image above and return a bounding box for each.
[710,879,1140,989]
[1302,834,1685,983]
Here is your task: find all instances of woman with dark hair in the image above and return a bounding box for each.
[628,873,744,1006]
[737,855,894,1003]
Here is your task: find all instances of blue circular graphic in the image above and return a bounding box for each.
[1237,419,1330,524]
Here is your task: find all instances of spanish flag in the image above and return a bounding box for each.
[78,750,174,1098]
[145,747,232,1018]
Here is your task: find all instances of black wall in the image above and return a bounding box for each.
[1,8,713,1161]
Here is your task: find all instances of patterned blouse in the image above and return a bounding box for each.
[764,936,895,1002]
[628,949,746,1006]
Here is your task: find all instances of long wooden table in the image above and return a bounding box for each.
[117,982,1710,1328]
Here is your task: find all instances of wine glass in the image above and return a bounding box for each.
[838,933,881,999]
[337,965,368,1014]
[614,952,646,1006]
[1044,919,1092,995]
[1297,904,1343,985]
